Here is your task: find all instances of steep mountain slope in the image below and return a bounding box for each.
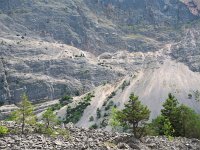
[1,0,200,123]
[182,0,200,15]
[76,59,200,128]
[0,35,121,103]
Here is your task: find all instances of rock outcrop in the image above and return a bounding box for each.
[0,0,200,123]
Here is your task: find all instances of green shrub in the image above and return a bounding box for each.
[89,124,98,129]
[35,123,70,139]
[89,116,94,121]
[50,103,62,111]
[59,95,73,105]
[103,101,107,106]
[104,113,108,117]
[100,119,107,128]
[121,80,130,91]
[105,101,114,111]
[65,93,94,123]
[0,126,8,136]
[108,92,116,99]
[150,94,200,139]
[56,128,70,139]
[96,108,101,119]
[188,93,192,99]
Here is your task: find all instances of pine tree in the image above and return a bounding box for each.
[114,93,150,138]
[109,107,121,132]
[175,104,200,138]
[42,108,58,129]
[11,93,36,134]
[161,93,179,136]
[152,94,200,138]
[150,115,174,137]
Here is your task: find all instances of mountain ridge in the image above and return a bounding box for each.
[1,0,200,122]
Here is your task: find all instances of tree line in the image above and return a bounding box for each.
[109,93,200,139]
[1,92,200,140]
[0,93,69,138]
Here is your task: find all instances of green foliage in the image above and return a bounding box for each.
[121,80,130,91]
[161,93,178,119]
[188,93,192,99]
[96,108,101,119]
[100,119,108,128]
[109,107,122,132]
[89,123,98,129]
[111,93,150,138]
[194,90,200,102]
[50,103,62,111]
[35,123,70,139]
[161,93,178,136]
[163,118,174,138]
[103,101,107,106]
[108,92,116,99]
[149,115,173,136]
[151,94,200,139]
[105,101,114,111]
[89,116,94,122]
[56,128,70,139]
[42,108,58,128]
[11,93,36,134]
[51,95,73,111]
[175,104,200,139]
[104,113,108,117]
[0,126,8,136]
[65,93,94,124]
[59,95,73,105]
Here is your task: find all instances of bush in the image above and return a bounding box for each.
[96,108,101,119]
[59,95,73,106]
[89,116,94,121]
[56,128,70,139]
[103,101,107,106]
[0,126,8,136]
[105,101,114,111]
[35,123,70,139]
[100,119,107,128]
[150,94,200,139]
[89,124,98,129]
[108,92,116,99]
[65,93,94,124]
[104,113,109,117]
[188,93,192,99]
[121,80,130,91]
[50,103,62,111]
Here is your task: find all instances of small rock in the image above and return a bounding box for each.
[117,143,129,149]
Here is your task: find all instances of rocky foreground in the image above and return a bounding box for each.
[0,122,199,150]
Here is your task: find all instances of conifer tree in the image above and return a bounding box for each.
[42,108,58,129]
[11,93,36,134]
[161,93,179,136]
[113,93,150,138]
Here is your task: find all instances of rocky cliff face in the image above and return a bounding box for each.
[0,0,200,119]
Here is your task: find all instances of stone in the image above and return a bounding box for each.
[117,143,130,149]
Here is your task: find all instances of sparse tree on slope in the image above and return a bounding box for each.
[113,93,150,138]
[11,93,36,134]
[42,108,58,129]
[161,93,179,136]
